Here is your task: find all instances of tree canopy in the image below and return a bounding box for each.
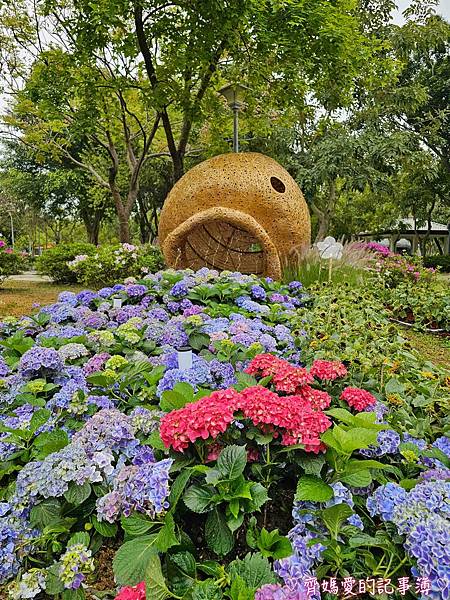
[0,0,448,246]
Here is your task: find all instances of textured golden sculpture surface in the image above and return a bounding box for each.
[159,152,311,279]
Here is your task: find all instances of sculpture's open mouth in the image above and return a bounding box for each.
[162,207,282,279]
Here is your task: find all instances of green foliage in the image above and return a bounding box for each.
[113,535,158,586]
[182,445,269,556]
[36,243,96,283]
[423,254,450,272]
[0,243,24,283]
[379,279,450,331]
[68,243,164,287]
[245,518,292,559]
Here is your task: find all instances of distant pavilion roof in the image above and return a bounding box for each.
[358,217,449,236]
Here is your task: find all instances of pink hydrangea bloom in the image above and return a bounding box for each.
[340,387,377,411]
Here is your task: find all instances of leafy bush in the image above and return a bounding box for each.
[68,243,164,286]
[423,254,450,272]
[0,241,24,283]
[364,244,436,287]
[0,269,449,599]
[36,243,96,283]
[380,280,450,331]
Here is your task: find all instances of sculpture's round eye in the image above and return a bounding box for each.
[270,176,285,193]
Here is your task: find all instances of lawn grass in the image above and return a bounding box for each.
[0,280,85,318]
[404,329,450,370]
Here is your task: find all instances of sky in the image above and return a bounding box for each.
[392,0,450,23]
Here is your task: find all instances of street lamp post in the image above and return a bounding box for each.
[9,213,14,249]
[218,83,249,152]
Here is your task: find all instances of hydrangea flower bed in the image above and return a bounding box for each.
[0,268,448,600]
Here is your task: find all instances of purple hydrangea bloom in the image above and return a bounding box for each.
[132,445,155,466]
[360,429,400,457]
[147,308,170,322]
[209,359,237,388]
[115,305,144,324]
[288,281,303,292]
[54,366,87,387]
[38,325,86,340]
[130,407,164,435]
[235,296,270,314]
[170,281,189,297]
[19,346,63,378]
[166,301,181,313]
[364,401,388,423]
[270,293,286,303]
[403,433,427,451]
[368,481,450,599]
[125,284,148,297]
[181,305,203,317]
[96,458,173,522]
[98,287,115,298]
[76,290,98,306]
[433,436,450,458]
[57,291,78,306]
[83,352,111,375]
[72,409,138,455]
[0,518,27,583]
[251,285,267,301]
[41,303,76,324]
[156,358,213,397]
[14,442,114,506]
[366,482,408,521]
[80,311,108,329]
[273,522,323,600]
[0,356,10,376]
[87,395,115,409]
[420,468,450,482]
[160,322,189,348]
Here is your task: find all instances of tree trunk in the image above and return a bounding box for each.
[315,215,330,243]
[85,217,101,245]
[110,185,131,243]
[136,195,151,244]
[312,180,337,242]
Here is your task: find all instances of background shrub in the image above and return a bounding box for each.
[423,254,450,272]
[36,242,96,283]
[68,243,164,286]
[0,242,24,283]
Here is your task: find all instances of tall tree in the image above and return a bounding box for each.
[42,0,390,180]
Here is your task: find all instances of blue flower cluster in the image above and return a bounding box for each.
[367,480,450,599]
[0,504,36,585]
[273,522,324,600]
[360,429,401,457]
[156,353,236,397]
[19,347,63,379]
[96,449,173,523]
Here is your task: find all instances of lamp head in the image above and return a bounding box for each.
[218,83,249,110]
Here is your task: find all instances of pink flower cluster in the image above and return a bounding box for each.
[160,354,377,454]
[160,388,241,451]
[310,359,348,381]
[245,353,313,393]
[240,386,331,452]
[115,582,145,600]
[363,241,392,257]
[340,387,377,411]
[160,384,331,454]
[246,354,348,387]
[0,239,14,253]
